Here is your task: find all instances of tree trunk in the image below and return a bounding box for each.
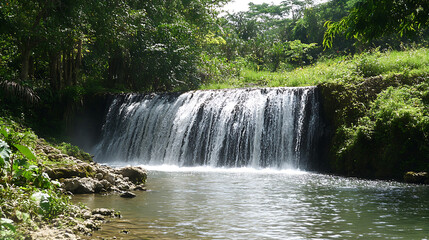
[73,40,82,86]
[20,40,32,80]
[49,53,59,91]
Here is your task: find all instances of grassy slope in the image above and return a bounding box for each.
[199,48,429,89]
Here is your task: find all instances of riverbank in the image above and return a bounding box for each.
[0,117,147,239]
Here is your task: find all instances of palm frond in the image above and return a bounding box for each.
[0,81,40,104]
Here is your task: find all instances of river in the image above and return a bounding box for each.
[73,166,429,239]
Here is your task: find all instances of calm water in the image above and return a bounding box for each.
[73,166,429,240]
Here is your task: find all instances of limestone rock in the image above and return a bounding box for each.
[45,162,96,180]
[116,166,147,184]
[120,191,136,198]
[63,177,102,194]
[92,208,115,217]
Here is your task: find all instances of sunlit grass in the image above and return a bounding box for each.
[199,48,429,90]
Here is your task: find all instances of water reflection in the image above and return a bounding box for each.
[73,168,429,239]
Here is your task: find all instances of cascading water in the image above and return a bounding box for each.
[94,87,322,169]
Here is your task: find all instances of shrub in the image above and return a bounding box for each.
[336,84,429,179]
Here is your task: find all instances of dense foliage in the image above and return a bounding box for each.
[316,48,429,180]
[336,84,429,179]
[324,0,429,47]
[0,117,71,239]
[0,0,227,93]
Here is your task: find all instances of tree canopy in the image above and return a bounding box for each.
[0,0,228,93]
[323,0,429,48]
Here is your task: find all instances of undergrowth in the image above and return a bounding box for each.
[199,47,429,89]
[0,117,84,239]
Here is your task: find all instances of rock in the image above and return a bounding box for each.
[92,208,115,217]
[82,210,92,219]
[404,171,429,184]
[94,180,104,192]
[45,167,86,179]
[95,172,104,180]
[45,162,96,180]
[63,177,102,194]
[91,214,105,221]
[133,184,147,191]
[74,223,91,235]
[104,172,116,184]
[117,181,131,191]
[84,219,100,230]
[116,166,147,184]
[31,226,80,240]
[120,229,130,234]
[120,191,136,198]
[100,179,112,190]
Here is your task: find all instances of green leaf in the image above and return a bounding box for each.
[15,210,30,222]
[31,191,51,213]
[13,144,36,160]
[0,140,11,167]
[0,218,16,232]
[40,196,51,213]
[0,128,9,138]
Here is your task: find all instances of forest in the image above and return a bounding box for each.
[0,0,427,132]
[1,0,429,238]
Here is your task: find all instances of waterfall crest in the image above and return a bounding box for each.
[94,87,321,169]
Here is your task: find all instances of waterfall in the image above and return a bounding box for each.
[94,87,322,169]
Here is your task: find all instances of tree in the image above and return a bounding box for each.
[323,0,429,48]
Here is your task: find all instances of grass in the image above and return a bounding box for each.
[199,47,429,90]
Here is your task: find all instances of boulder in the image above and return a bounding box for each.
[100,179,112,190]
[116,167,147,184]
[133,184,147,191]
[120,191,136,198]
[92,208,115,217]
[103,172,116,184]
[95,172,104,180]
[63,177,103,194]
[116,179,131,191]
[45,167,86,179]
[45,162,96,179]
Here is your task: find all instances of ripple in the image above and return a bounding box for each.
[73,170,429,239]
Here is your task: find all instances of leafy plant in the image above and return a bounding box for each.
[0,217,16,239]
[334,84,429,179]
[56,142,92,162]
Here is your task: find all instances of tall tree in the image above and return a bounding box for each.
[323,0,429,48]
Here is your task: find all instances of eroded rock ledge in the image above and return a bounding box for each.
[37,140,147,195]
[31,139,148,239]
[30,208,120,240]
[45,162,147,195]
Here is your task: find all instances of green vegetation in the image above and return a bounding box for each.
[0,117,85,239]
[324,0,429,47]
[201,46,429,180]
[200,47,429,89]
[0,0,427,192]
[335,84,429,179]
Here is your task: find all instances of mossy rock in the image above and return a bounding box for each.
[45,163,96,180]
[404,171,429,184]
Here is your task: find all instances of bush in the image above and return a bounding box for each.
[336,84,429,179]
[56,142,92,162]
[0,117,73,239]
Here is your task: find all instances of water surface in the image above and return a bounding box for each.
[73,167,429,239]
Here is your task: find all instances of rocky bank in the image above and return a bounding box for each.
[27,139,149,239]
